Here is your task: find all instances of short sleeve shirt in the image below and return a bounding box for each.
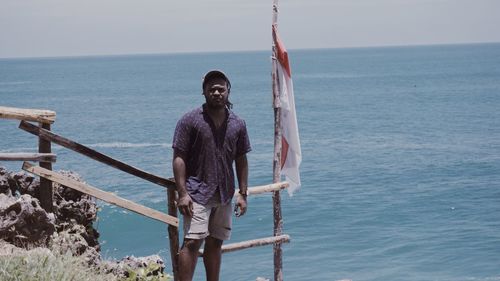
[172,104,251,205]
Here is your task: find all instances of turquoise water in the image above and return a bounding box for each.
[1,43,500,281]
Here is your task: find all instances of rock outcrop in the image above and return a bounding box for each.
[0,166,167,279]
[0,167,96,250]
[0,193,55,246]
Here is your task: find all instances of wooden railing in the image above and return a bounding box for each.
[22,162,178,227]
[0,106,56,212]
[18,120,175,188]
[1,106,291,281]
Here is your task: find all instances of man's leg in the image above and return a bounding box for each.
[180,199,212,281]
[204,200,232,281]
[203,236,223,281]
[178,238,203,281]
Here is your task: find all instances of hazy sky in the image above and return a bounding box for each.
[1,0,499,58]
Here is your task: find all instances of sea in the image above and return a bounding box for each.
[1,43,499,281]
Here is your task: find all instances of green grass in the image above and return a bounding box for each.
[0,249,117,281]
[0,228,172,281]
[0,247,173,281]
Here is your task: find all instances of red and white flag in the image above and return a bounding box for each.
[273,25,302,194]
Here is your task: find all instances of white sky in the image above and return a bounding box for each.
[1,0,499,58]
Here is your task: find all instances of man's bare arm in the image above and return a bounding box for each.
[234,154,248,217]
[173,149,193,217]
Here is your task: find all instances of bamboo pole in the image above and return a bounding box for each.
[22,162,179,227]
[245,181,289,196]
[38,122,53,213]
[0,153,56,162]
[199,234,290,256]
[271,0,284,280]
[19,120,175,188]
[0,106,56,124]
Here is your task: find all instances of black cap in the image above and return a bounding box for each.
[202,70,231,90]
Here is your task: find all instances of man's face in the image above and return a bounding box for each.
[203,77,229,109]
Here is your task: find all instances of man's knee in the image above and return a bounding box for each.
[205,236,223,249]
[182,238,203,252]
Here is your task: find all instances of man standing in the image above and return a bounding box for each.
[172,70,251,281]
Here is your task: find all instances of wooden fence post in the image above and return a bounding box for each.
[167,187,179,281]
[38,122,53,212]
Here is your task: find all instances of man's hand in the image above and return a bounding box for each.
[178,194,194,217]
[234,194,247,217]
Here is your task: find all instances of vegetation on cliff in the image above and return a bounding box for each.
[0,166,171,281]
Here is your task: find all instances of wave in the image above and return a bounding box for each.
[0,148,38,153]
[0,81,31,85]
[86,142,171,149]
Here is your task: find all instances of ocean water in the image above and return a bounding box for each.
[1,43,500,281]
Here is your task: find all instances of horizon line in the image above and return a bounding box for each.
[1,41,499,60]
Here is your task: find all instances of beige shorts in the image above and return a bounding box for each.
[183,198,233,241]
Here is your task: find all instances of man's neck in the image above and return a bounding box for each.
[205,105,227,128]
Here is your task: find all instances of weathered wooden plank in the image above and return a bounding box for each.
[0,153,56,162]
[198,235,290,256]
[38,122,53,212]
[19,120,175,189]
[22,162,179,227]
[0,106,56,124]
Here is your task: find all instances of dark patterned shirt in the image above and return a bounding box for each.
[172,104,251,205]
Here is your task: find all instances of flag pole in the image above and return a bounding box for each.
[271,0,284,280]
